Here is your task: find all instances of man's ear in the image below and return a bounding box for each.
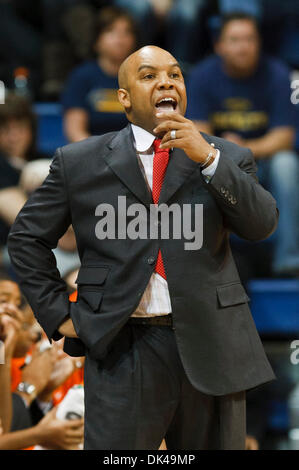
[118,88,131,110]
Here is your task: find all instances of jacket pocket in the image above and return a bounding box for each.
[75,265,110,312]
[216,282,250,307]
[78,290,103,311]
[75,265,110,285]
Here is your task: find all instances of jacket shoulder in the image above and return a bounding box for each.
[201,132,253,162]
[58,132,117,159]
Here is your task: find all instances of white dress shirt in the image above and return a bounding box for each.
[130,124,220,317]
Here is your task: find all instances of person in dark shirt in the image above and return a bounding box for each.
[186,13,299,277]
[0,93,40,246]
[62,5,138,142]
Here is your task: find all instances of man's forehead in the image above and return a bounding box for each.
[131,48,178,71]
[118,46,181,88]
[137,61,181,72]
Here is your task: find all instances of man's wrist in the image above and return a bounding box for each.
[199,143,217,168]
[57,315,70,336]
[200,152,216,169]
[198,144,217,167]
[58,316,78,338]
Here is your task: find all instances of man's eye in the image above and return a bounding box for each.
[143,74,154,79]
[170,73,180,78]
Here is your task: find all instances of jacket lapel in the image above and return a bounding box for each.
[103,125,214,207]
[103,124,153,207]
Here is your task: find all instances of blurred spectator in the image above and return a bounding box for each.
[0,158,80,285]
[186,13,299,277]
[0,158,52,234]
[0,93,38,168]
[261,0,299,69]
[62,5,138,142]
[114,0,207,66]
[55,226,80,288]
[0,276,84,449]
[0,282,22,432]
[0,93,46,247]
[41,0,96,100]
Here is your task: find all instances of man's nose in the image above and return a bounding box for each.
[157,74,174,89]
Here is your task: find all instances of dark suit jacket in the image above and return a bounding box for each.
[8,124,278,395]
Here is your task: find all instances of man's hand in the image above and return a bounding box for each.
[153,112,217,164]
[36,407,84,450]
[58,317,78,338]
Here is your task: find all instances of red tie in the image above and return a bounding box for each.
[152,139,169,279]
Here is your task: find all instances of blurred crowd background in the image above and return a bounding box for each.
[0,0,299,451]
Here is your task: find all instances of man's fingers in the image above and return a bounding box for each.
[159,137,187,150]
[153,120,186,135]
[160,129,184,146]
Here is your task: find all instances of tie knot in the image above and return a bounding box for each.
[153,138,169,155]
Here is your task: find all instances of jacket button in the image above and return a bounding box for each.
[220,186,226,194]
[147,256,156,265]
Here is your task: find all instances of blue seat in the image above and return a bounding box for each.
[34,102,68,156]
[247,279,299,334]
[268,400,289,433]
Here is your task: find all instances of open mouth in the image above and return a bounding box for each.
[155,97,177,112]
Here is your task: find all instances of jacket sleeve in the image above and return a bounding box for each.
[204,146,279,241]
[7,148,72,342]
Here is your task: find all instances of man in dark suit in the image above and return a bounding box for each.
[7,46,278,450]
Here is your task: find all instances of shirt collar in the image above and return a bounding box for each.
[131,124,156,152]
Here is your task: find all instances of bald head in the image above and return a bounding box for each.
[118,54,130,89]
[118,45,177,90]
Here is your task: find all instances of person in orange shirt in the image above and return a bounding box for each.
[0,278,84,449]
